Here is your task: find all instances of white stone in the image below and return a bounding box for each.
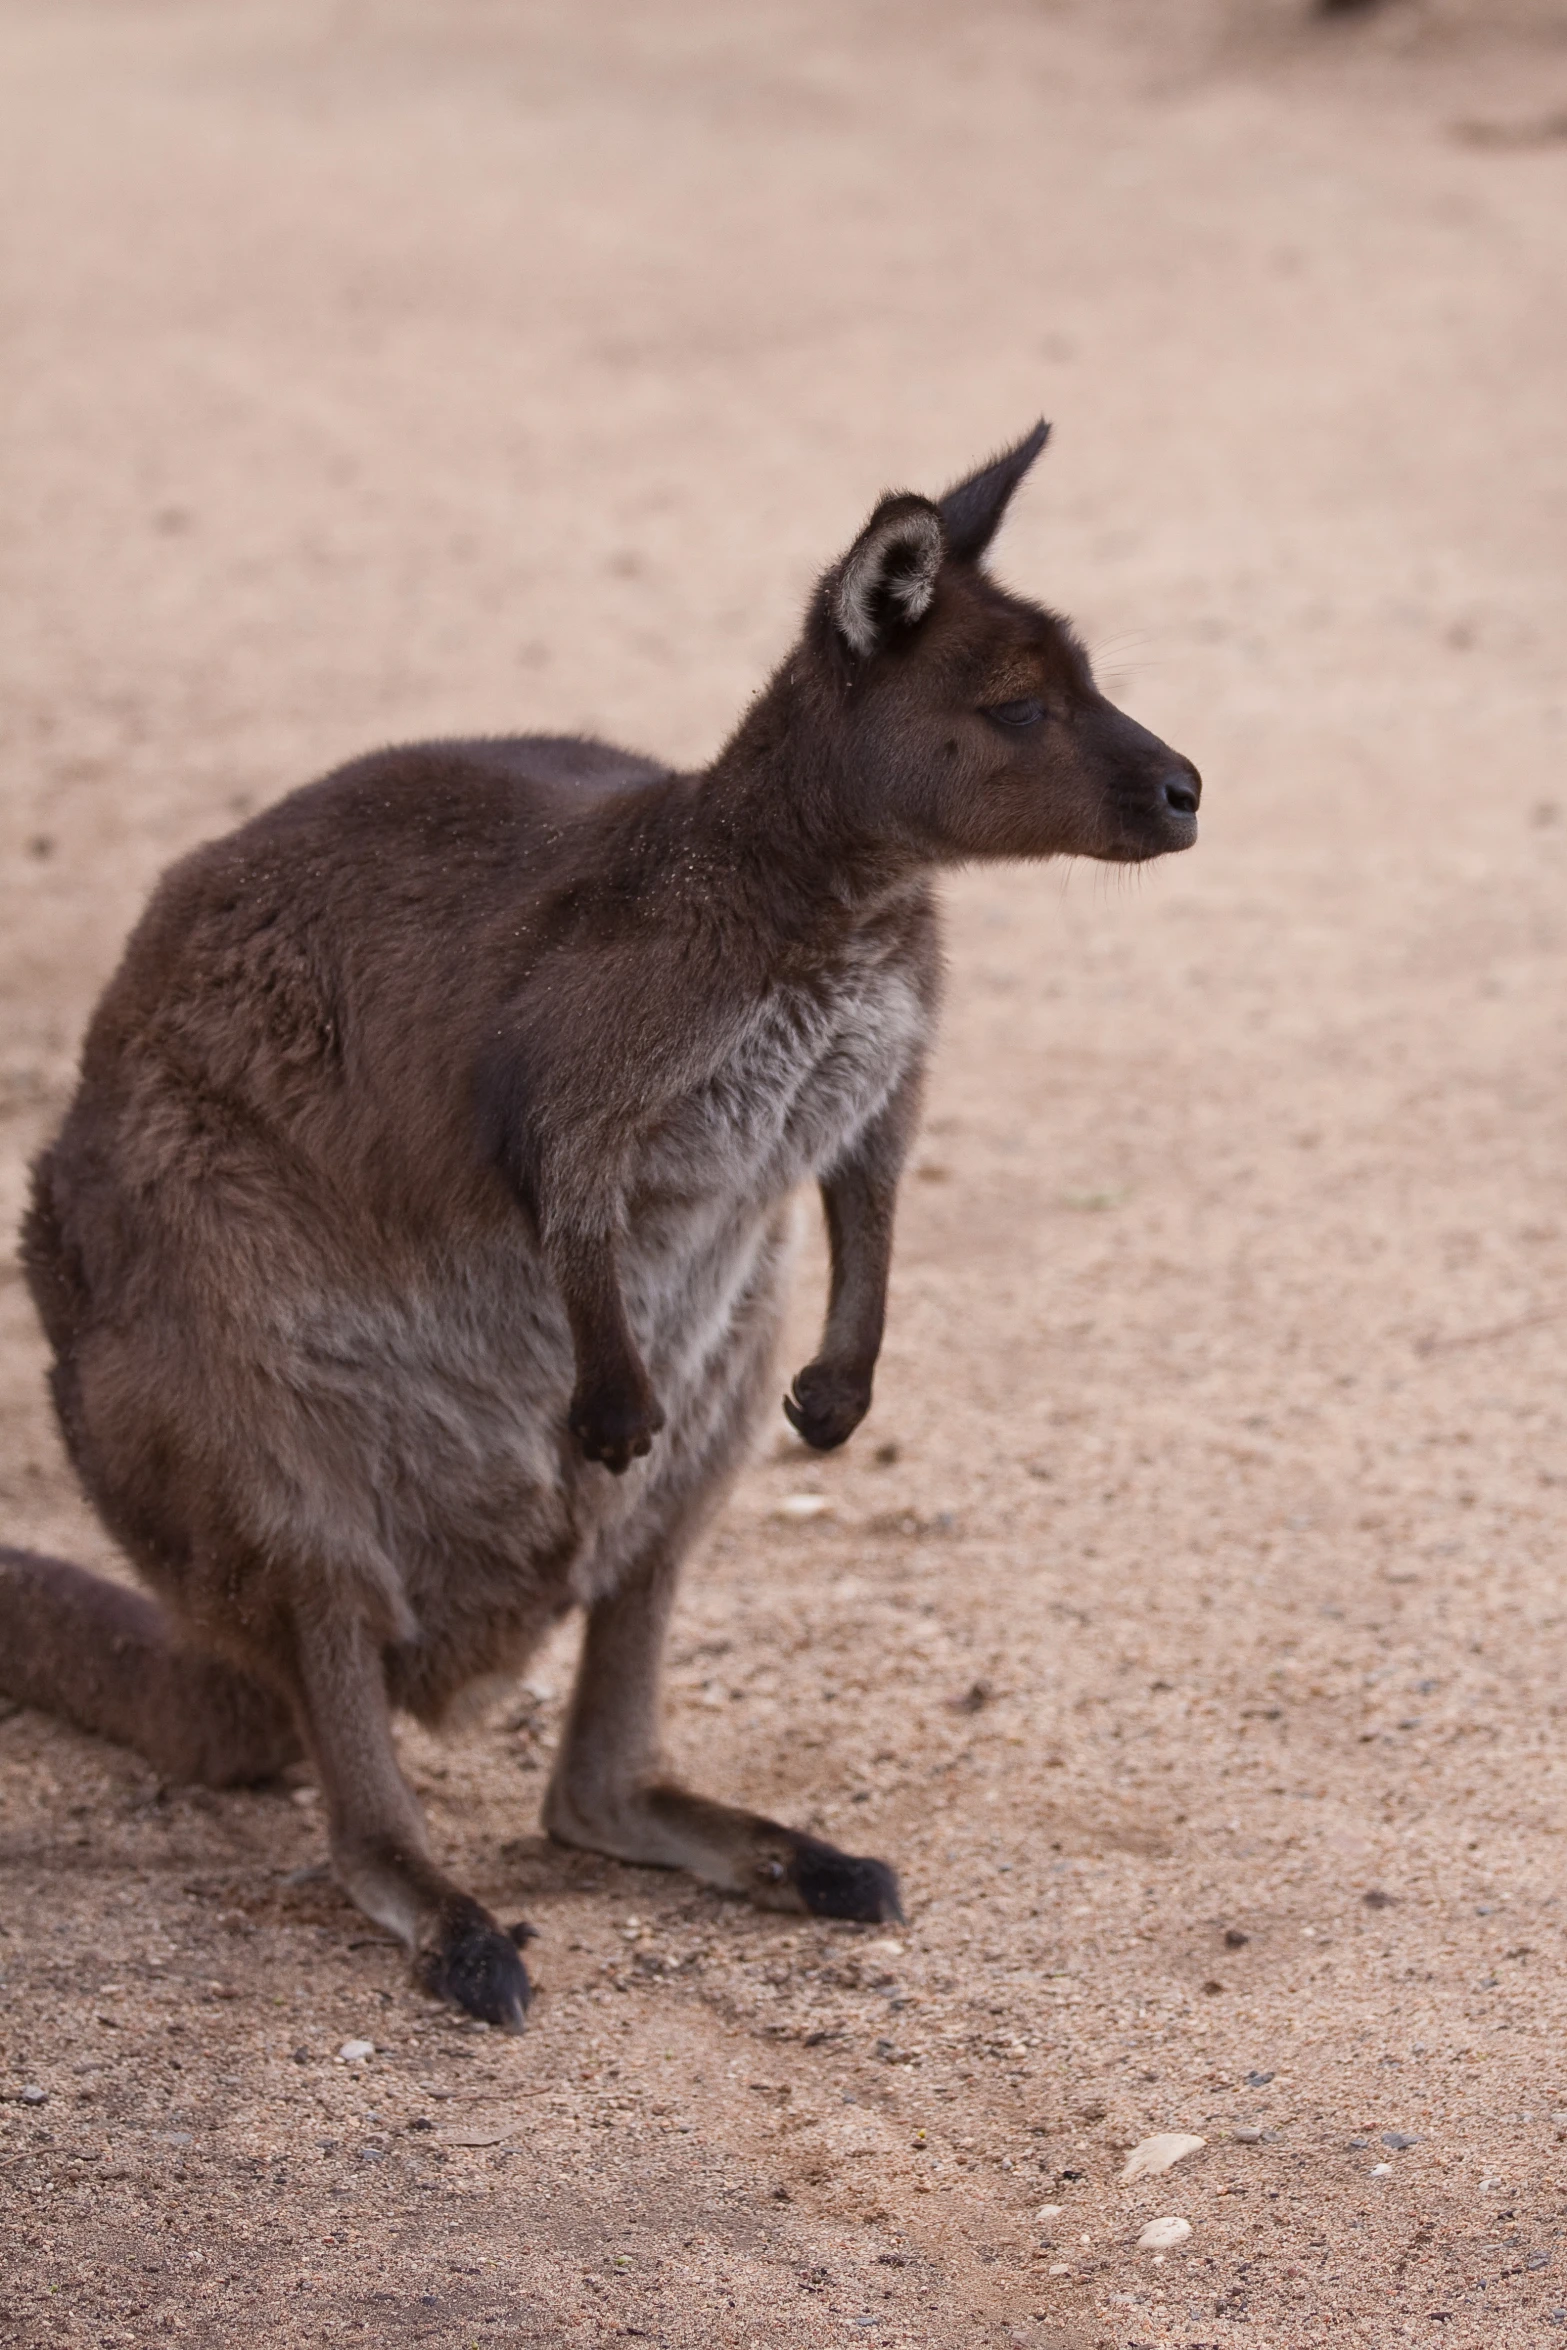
[1035,2203,1064,2220]
[1137,2217,1193,2251]
[1121,2132,1206,2182]
[1370,2162,1393,2177]
[776,1493,833,1520]
[337,2038,376,2063]
[864,1938,905,1957]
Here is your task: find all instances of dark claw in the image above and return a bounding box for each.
[419,1914,532,2030]
[568,1388,665,1474]
[786,1832,903,1924]
[783,1361,872,1452]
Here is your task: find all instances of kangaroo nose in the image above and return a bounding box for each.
[1161,763,1201,819]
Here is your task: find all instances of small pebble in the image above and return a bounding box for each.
[1035,2203,1064,2221]
[863,1937,904,1957]
[1121,2132,1206,2182]
[291,1786,320,1807]
[19,2085,47,2106]
[1231,2126,1264,2145]
[337,2039,376,2064]
[1046,2262,1070,2276]
[776,1494,833,1521]
[1137,2217,1193,2251]
[1381,2132,1419,2151]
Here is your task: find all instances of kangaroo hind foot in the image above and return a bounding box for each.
[543,1547,903,1926]
[291,1611,534,2030]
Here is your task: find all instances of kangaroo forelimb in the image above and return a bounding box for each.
[483,1021,667,1474]
[784,1078,919,1451]
[554,1227,665,1473]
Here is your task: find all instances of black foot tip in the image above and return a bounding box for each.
[782,1362,871,1452]
[788,1833,904,1925]
[420,1919,532,2030]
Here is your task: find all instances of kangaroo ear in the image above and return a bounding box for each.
[831,494,945,661]
[937,420,1051,564]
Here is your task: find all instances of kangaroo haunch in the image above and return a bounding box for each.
[1,426,1200,2026]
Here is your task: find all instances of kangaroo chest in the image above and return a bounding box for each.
[634,954,928,1218]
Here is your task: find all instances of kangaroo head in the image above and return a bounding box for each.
[809,422,1200,867]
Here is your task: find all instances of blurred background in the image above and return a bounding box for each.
[2,4,1566,2342]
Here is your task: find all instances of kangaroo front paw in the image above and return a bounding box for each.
[417,1901,533,2030]
[782,1360,872,1452]
[754,1829,904,1924]
[568,1382,666,1474]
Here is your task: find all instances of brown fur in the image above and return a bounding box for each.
[1,428,1200,2024]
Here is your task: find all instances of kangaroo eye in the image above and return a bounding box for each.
[986,697,1046,728]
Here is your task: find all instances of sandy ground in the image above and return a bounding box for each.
[3,1,1567,2343]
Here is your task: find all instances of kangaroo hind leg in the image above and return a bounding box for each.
[289,1607,533,2029]
[544,1544,902,1924]
[0,1547,300,1786]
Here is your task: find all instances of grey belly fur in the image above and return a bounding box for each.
[256,1195,797,1714]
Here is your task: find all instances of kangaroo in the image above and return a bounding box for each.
[0,425,1199,2028]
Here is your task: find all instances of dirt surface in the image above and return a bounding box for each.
[3,1,1567,2343]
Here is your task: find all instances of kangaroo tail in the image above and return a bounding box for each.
[0,1546,300,1786]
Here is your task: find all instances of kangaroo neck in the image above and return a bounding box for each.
[680,678,922,941]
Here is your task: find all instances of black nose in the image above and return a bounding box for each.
[1161,764,1201,819]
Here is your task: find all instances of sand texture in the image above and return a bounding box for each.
[2,2,1567,2342]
